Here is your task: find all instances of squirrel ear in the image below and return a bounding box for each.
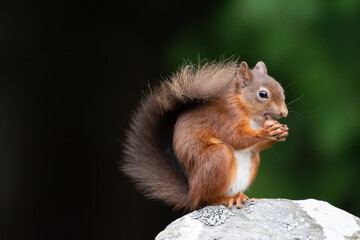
[237,62,253,87]
[254,61,267,74]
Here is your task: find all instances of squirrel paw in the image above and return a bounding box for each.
[233,192,249,208]
[274,124,289,142]
[261,120,289,142]
[210,192,249,208]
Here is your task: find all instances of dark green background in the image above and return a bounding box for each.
[161,0,360,215]
[1,0,359,239]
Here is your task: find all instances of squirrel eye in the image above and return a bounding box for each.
[259,90,268,99]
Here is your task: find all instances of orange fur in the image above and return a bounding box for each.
[253,140,274,152]
[173,90,286,209]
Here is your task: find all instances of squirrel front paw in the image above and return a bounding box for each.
[260,119,289,142]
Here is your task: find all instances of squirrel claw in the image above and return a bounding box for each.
[235,192,249,208]
[276,126,289,142]
[227,199,234,208]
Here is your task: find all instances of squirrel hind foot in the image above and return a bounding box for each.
[208,191,249,209]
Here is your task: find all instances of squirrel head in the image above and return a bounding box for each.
[236,61,288,125]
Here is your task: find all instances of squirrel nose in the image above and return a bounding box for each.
[280,105,288,118]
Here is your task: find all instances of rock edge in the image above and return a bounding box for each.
[156,199,360,240]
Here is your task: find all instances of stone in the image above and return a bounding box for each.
[155,199,360,240]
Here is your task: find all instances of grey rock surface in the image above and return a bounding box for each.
[156,199,360,240]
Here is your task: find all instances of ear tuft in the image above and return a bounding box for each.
[237,62,253,87]
[254,61,267,74]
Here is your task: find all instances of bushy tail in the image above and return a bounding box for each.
[122,61,238,210]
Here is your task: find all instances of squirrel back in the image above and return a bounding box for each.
[122,61,239,210]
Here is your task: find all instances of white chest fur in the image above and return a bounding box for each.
[224,119,260,197]
[224,147,253,197]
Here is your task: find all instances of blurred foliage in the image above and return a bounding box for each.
[161,0,360,216]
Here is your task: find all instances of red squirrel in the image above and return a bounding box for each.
[122,60,289,211]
